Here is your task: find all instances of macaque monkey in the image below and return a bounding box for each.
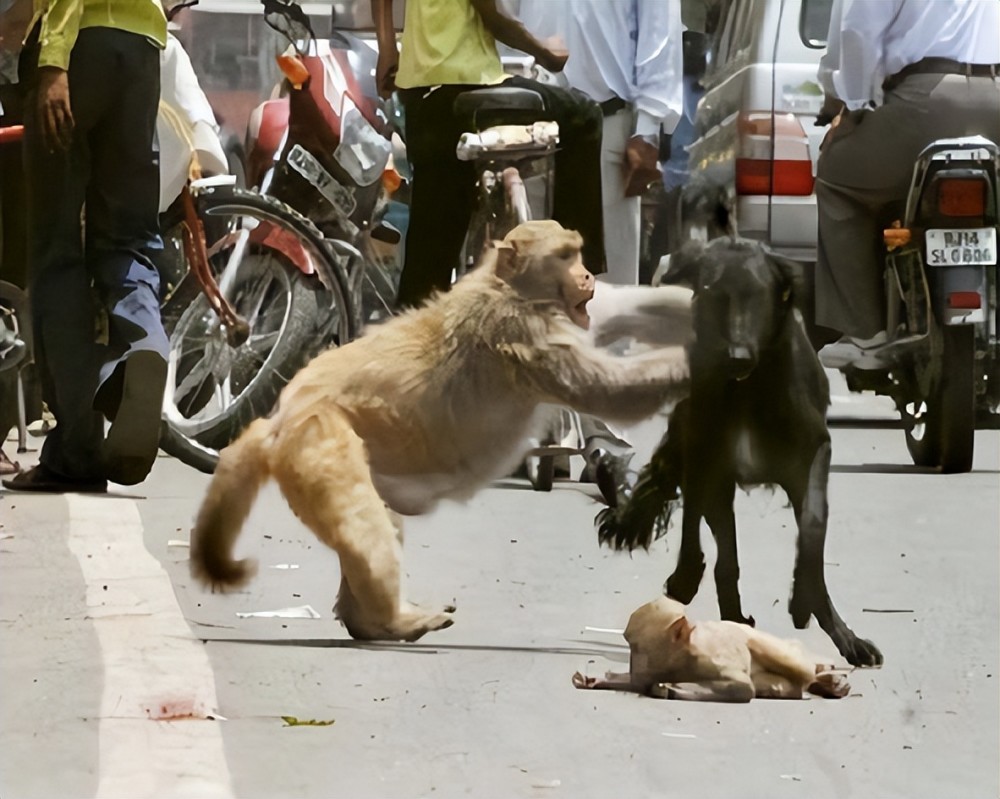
[573,597,850,702]
[190,221,689,642]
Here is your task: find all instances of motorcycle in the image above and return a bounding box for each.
[824,135,1000,473]
[245,0,404,327]
[158,0,408,471]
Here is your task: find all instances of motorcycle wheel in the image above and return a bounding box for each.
[159,190,354,473]
[903,324,975,473]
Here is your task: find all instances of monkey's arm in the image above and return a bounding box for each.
[520,340,690,422]
[649,679,755,703]
[572,670,641,692]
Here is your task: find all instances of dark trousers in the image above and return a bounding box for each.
[20,26,166,480]
[397,76,606,308]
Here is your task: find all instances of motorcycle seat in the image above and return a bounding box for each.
[453,87,546,118]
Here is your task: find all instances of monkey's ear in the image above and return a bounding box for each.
[494,242,519,282]
[666,616,692,646]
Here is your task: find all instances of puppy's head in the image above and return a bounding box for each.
[491,221,595,329]
[663,239,802,380]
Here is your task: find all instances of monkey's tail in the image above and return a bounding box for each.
[596,425,681,552]
[190,418,272,589]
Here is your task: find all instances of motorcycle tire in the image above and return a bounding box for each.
[904,324,975,474]
[159,189,355,473]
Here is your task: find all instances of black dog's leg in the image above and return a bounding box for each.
[664,487,705,604]
[787,440,884,667]
[703,481,755,627]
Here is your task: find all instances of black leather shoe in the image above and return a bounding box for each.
[2,464,107,494]
[100,351,167,486]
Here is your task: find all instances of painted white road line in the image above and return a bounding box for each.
[67,494,234,799]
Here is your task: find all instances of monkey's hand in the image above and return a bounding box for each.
[572,671,598,689]
[808,670,851,699]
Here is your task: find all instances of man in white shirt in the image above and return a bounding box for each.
[513,0,683,285]
[814,0,1000,344]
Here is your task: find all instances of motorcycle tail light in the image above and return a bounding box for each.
[948,291,981,309]
[735,112,815,196]
[937,179,986,217]
[276,53,310,90]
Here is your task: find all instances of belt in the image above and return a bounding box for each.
[884,57,1000,92]
[600,96,628,116]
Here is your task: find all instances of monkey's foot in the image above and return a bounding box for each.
[339,603,456,643]
[809,670,851,699]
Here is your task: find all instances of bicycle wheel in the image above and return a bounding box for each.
[159,188,355,471]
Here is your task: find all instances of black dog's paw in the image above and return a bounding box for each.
[843,635,883,668]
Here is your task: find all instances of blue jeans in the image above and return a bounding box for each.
[20,26,167,480]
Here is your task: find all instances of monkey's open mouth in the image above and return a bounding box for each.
[569,292,593,329]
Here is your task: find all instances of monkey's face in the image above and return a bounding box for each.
[559,252,596,330]
[496,221,595,329]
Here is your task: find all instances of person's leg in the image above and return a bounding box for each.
[506,76,606,275]
[396,86,477,309]
[19,34,107,482]
[80,28,167,485]
[814,72,1000,340]
[598,109,640,285]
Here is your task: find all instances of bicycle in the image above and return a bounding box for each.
[453,86,584,491]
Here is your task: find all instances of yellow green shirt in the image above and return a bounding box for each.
[396,0,507,89]
[29,0,167,70]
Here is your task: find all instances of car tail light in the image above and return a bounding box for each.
[937,179,986,217]
[735,112,814,196]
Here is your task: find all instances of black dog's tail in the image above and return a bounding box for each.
[596,427,682,552]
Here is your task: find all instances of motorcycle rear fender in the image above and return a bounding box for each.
[931,264,990,326]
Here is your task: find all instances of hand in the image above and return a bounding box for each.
[815,93,845,127]
[537,35,568,73]
[37,66,74,153]
[623,135,660,197]
[375,51,399,100]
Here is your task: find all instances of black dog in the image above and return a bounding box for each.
[597,237,883,668]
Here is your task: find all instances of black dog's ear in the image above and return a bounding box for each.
[661,241,705,288]
[766,252,806,308]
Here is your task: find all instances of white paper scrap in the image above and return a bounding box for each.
[661,732,697,739]
[269,563,300,570]
[167,539,190,548]
[236,605,321,620]
[584,626,624,635]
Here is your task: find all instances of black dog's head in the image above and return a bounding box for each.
[662,239,804,381]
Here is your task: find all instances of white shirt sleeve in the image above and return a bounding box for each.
[633,0,684,136]
[821,0,901,109]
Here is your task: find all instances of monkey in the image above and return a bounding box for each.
[189,220,690,643]
[572,597,850,702]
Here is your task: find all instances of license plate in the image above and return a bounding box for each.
[926,227,997,266]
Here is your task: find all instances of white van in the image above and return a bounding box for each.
[682,0,834,263]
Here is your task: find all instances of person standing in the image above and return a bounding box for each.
[372,0,607,309]
[3,0,169,493]
[814,0,1000,345]
[513,0,683,285]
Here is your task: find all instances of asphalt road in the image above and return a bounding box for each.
[1,389,998,799]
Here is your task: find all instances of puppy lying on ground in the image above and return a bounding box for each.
[190,221,689,642]
[573,597,850,702]
[597,237,883,668]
